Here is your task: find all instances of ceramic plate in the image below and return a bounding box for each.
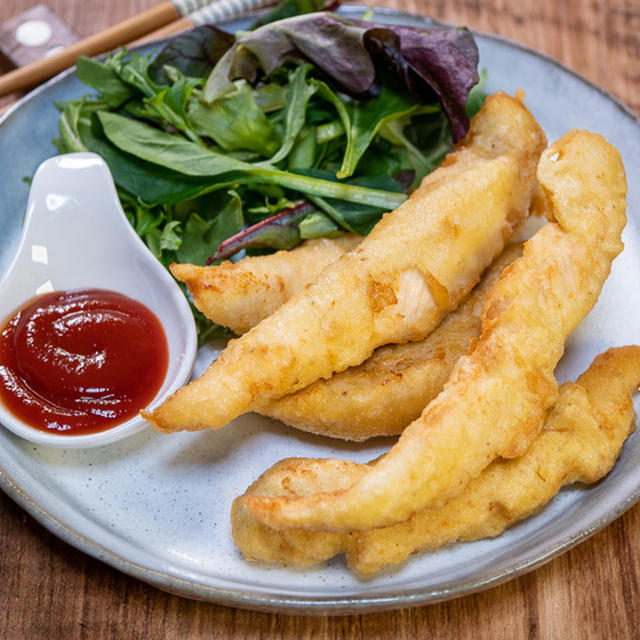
[1,6,639,615]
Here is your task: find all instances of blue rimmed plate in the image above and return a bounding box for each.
[1,6,639,614]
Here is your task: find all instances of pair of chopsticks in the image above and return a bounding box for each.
[0,0,277,99]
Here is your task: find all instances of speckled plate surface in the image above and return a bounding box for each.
[1,6,640,615]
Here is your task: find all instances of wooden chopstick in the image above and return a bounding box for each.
[134,17,196,45]
[0,0,219,97]
[133,0,279,45]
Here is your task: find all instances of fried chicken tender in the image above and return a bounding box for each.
[257,244,522,440]
[232,346,640,573]
[243,129,627,531]
[146,92,546,433]
[170,235,361,335]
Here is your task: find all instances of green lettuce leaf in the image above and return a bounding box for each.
[177,191,244,264]
[187,80,280,155]
[204,12,478,141]
[98,111,407,209]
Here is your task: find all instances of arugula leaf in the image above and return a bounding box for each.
[55,98,114,153]
[146,72,204,145]
[114,52,162,97]
[379,110,449,185]
[177,191,244,264]
[309,79,350,143]
[145,220,182,257]
[76,55,134,108]
[300,170,403,234]
[110,53,205,145]
[275,76,424,179]
[98,111,407,209]
[115,188,183,269]
[57,100,88,152]
[287,126,316,170]
[121,194,164,237]
[266,64,317,164]
[337,83,419,178]
[309,79,418,178]
[80,114,211,204]
[187,80,280,155]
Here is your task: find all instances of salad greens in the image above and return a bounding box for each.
[204,13,478,141]
[52,8,483,342]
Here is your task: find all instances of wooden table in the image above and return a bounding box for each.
[1,1,639,637]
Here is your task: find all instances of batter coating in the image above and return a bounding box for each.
[171,235,361,335]
[146,92,545,433]
[233,347,640,573]
[258,245,522,440]
[243,129,627,531]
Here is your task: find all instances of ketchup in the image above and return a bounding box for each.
[0,289,168,435]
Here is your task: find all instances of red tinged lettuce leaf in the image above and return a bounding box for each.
[209,201,314,262]
[149,25,235,85]
[204,12,478,141]
[361,24,479,142]
[209,170,411,261]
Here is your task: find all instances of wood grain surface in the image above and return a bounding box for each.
[1,1,639,638]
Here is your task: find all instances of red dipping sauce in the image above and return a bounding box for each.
[0,289,168,435]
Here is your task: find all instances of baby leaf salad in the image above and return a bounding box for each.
[53,10,483,342]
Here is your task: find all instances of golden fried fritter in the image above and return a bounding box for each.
[170,235,361,335]
[257,244,522,440]
[146,92,546,433]
[243,129,627,531]
[232,346,640,573]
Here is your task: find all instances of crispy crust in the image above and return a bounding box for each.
[232,346,640,573]
[258,244,522,440]
[146,92,546,433]
[170,235,361,335]
[243,129,627,531]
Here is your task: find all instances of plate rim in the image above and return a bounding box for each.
[1,4,640,614]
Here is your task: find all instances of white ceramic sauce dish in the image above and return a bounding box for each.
[0,152,197,448]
